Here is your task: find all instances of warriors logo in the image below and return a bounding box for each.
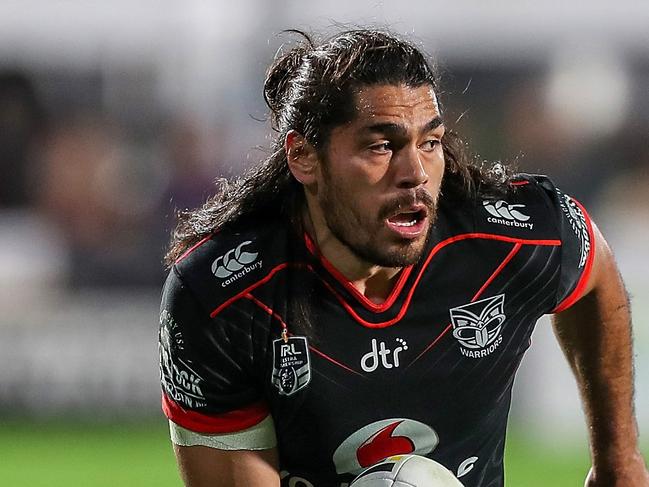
[449,294,506,358]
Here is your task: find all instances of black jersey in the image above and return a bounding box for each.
[159,175,594,487]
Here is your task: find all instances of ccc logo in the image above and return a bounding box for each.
[211,241,258,278]
[482,200,530,222]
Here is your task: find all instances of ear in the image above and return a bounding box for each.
[285,130,320,186]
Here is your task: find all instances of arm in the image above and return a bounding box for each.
[552,222,649,486]
[169,415,281,487]
[159,270,281,487]
[174,445,280,487]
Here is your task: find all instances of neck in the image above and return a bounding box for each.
[302,207,402,304]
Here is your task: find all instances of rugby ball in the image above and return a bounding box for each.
[349,455,464,487]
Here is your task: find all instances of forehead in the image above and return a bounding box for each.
[352,84,441,124]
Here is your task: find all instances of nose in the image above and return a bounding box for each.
[394,146,429,189]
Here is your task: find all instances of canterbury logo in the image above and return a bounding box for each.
[483,200,534,230]
[211,241,258,279]
[483,201,530,221]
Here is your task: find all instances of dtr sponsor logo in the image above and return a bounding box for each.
[211,240,262,287]
[483,200,534,230]
[360,338,408,372]
[449,294,506,359]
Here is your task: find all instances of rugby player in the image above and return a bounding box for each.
[158,29,649,486]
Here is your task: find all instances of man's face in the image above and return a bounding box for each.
[316,83,445,267]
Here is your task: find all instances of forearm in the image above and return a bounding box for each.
[550,219,649,486]
[174,445,280,487]
[552,285,639,465]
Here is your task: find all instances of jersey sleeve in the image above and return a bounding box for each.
[159,268,269,434]
[536,177,596,313]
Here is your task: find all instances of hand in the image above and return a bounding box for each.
[585,454,649,487]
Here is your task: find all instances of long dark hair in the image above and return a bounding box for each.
[166,29,509,266]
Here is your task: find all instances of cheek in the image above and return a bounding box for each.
[426,155,446,190]
[327,156,386,198]
[435,157,446,183]
[337,179,376,215]
[328,173,381,221]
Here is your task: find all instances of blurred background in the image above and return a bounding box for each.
[0,0,647,485]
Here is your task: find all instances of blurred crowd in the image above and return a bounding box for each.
[1,53,647,295]
[0,69,224,294]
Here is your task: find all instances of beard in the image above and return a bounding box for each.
[319,173,438,268]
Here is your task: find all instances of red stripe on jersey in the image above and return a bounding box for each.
[209,234,560,326]
[440,233,560,247]
[308,345,365,377]
[162,393,269,434]
[244,293,288,329]
[409,323,454,365]
[552,198,596,313]
[245,292,365,376]
[315,234,559,329]
[304,232,414,313]
[210,262,310,317]
[175,233,214,265]
[409,241,523,365]
[510,180,530,186]
[471,243,522,301]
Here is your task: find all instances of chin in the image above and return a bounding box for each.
[392,244,428,266]
[369,238,428,267]
[334,223,430,268]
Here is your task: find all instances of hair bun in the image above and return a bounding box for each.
[263,30,314,126]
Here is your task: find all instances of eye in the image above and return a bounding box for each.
[419,139,441,152]
[369,142,392,154]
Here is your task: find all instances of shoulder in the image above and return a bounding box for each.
[480,174,576,236]
[506,173,592,243]
[490,173,564,214]
[170,218,299,315]
[437,174,569,240]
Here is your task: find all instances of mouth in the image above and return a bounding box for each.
[385,205,429,239]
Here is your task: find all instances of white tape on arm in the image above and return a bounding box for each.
[169,415,277,450]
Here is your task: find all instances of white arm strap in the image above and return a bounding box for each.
[169,414,277,451]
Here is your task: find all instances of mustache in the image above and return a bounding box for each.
[378,188,436,220]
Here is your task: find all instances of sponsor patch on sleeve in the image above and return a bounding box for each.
[558,191,590,268]
[159,310,207,408]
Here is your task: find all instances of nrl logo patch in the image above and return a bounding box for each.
[271,336,311,395]
[449,294,506,359]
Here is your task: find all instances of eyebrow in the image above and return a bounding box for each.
[363,116,444,137]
